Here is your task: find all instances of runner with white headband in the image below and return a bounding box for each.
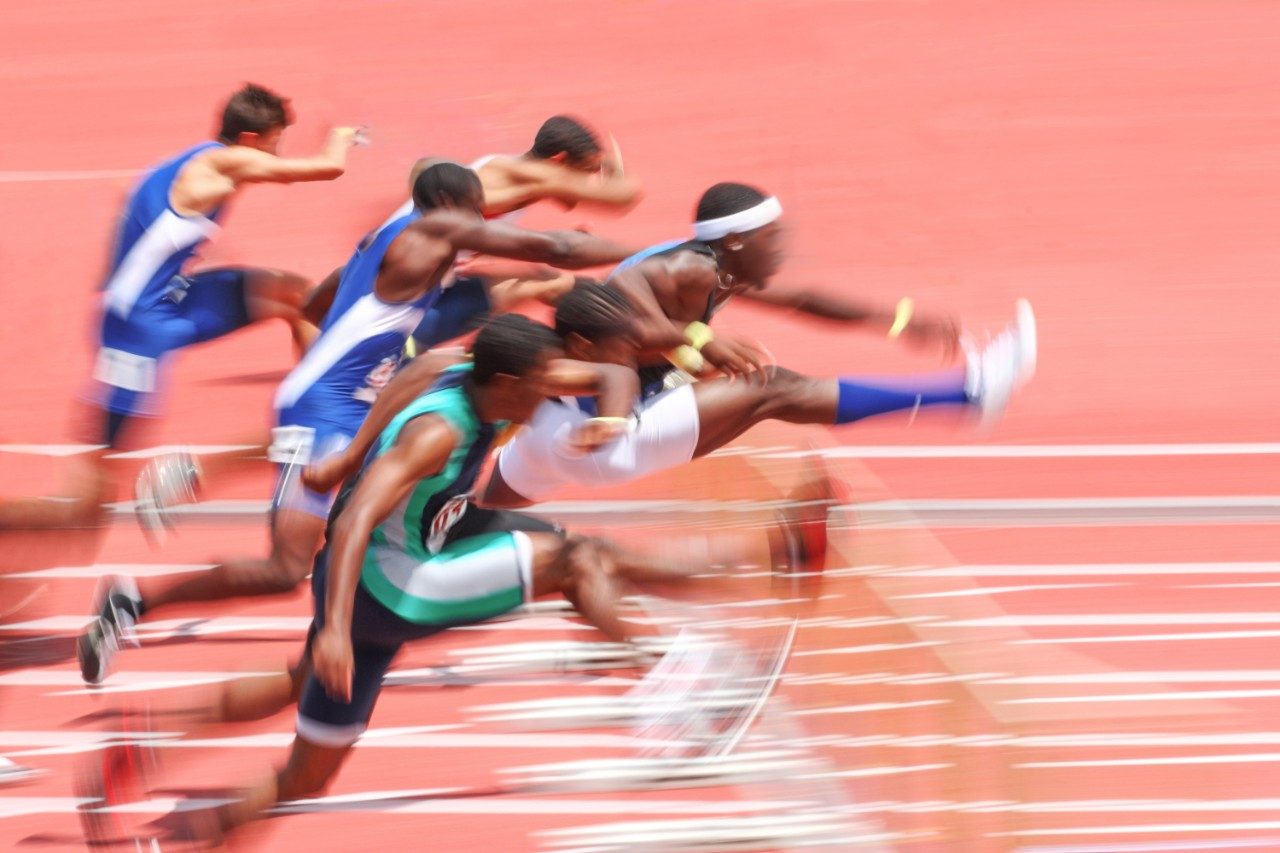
[608,181,962,399]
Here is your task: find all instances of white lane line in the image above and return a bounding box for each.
[1013,630,1280,645]
[1019,840,1280,852]
[1020,754,1280,768]
[891,583,1123,600]
[821,763,951,779]
[938,614,1280,627]
[988,671,1280,685]
[1003,689,1280,705]
[792,641,948,657]
[7,441,1279,460]
[999,821,1280,837]
[875,563,1280,578]
[792,700,950,717]
[852,496,1280,527]
[1181,583,1280,589]
[0,169,141,184]
[1,727,658,757]
[0,615,313,637]
[0,444,103,456]
[9,563,213,579]
[828,732,1280,749]
[765,443,1280,459]
[0,794,805,818]
[106,444,259,460]
[0,614,590,637]
[93,497,1280,527]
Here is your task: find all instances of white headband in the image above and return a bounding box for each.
[692,196,782,241]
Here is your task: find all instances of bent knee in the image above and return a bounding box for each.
[561,535,617,589]
[259,554,312,594]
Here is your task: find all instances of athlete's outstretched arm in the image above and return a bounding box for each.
[739,286,960,357]
[302,351,466,494]
[485,272,576,311]
[606,266,689,353]
[212,127,361,184]
[290,265,345,353]
[541,358,640,416]
[301,266,343,326]
[313,417,456,702]
[609,264,768,380]
[485,159,643,213]
[426,213,636,270]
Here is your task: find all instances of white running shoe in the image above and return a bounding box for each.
[965,298,1038,427]
[134,451,201,545]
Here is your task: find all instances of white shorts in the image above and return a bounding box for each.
[496,385,701,502]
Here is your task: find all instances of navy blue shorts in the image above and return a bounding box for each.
[92,267,251,434]
[295,506,561,746]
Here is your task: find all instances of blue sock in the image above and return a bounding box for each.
[834,374,969,425]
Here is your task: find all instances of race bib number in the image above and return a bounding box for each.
[354,356,399,404]
[94,348,158,393]
[427,494,469,554]
[268,425,316,465]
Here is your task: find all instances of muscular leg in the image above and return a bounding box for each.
[530,534,722,644]
[209,727,353,841]
[208,652,311,724]
[241,267,311,323]
[690,367,965,458]
[136,508,325,613]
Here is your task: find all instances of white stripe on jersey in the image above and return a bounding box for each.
[273,293,425,410]
[102,209,218,318]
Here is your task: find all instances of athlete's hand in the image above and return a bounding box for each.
[602,133,625,177]
[313,627,355,703]
[303,453,354,494]
[331,126,369,148]
[901,314,961,361]
[701,336,768,382]
[569,417,629,452]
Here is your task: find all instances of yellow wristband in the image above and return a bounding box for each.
[888,298,914,339]
[667,344,706,373]
[684,321,714,351]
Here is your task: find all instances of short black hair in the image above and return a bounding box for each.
[412,161,483,211]
[554,280,635,342]
[530,116,601,163]
[217,84,292,143]
[694,182,769,223]
[471,315,561,384]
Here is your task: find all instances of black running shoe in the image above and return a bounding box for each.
[77,576,143,684]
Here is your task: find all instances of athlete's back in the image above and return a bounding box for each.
[101,142,225,319]
[275,214,438,432]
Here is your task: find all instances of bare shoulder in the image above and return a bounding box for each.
[495,157,564,183]
[666,250,719,288]
[200,144,262,172]
[408,208,470,237]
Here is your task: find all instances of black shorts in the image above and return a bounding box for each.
[295,504,562,746]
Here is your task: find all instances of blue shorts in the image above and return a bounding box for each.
[295,505,561,746]
[92,268,251,422]
[269,423,353,519]
[410,276,490,348]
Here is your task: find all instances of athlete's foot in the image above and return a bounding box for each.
[964,298,1037,427]
[77,576,144,684]
[75,705,159,844]
[770,457,849,584]
[135,451,202,545]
